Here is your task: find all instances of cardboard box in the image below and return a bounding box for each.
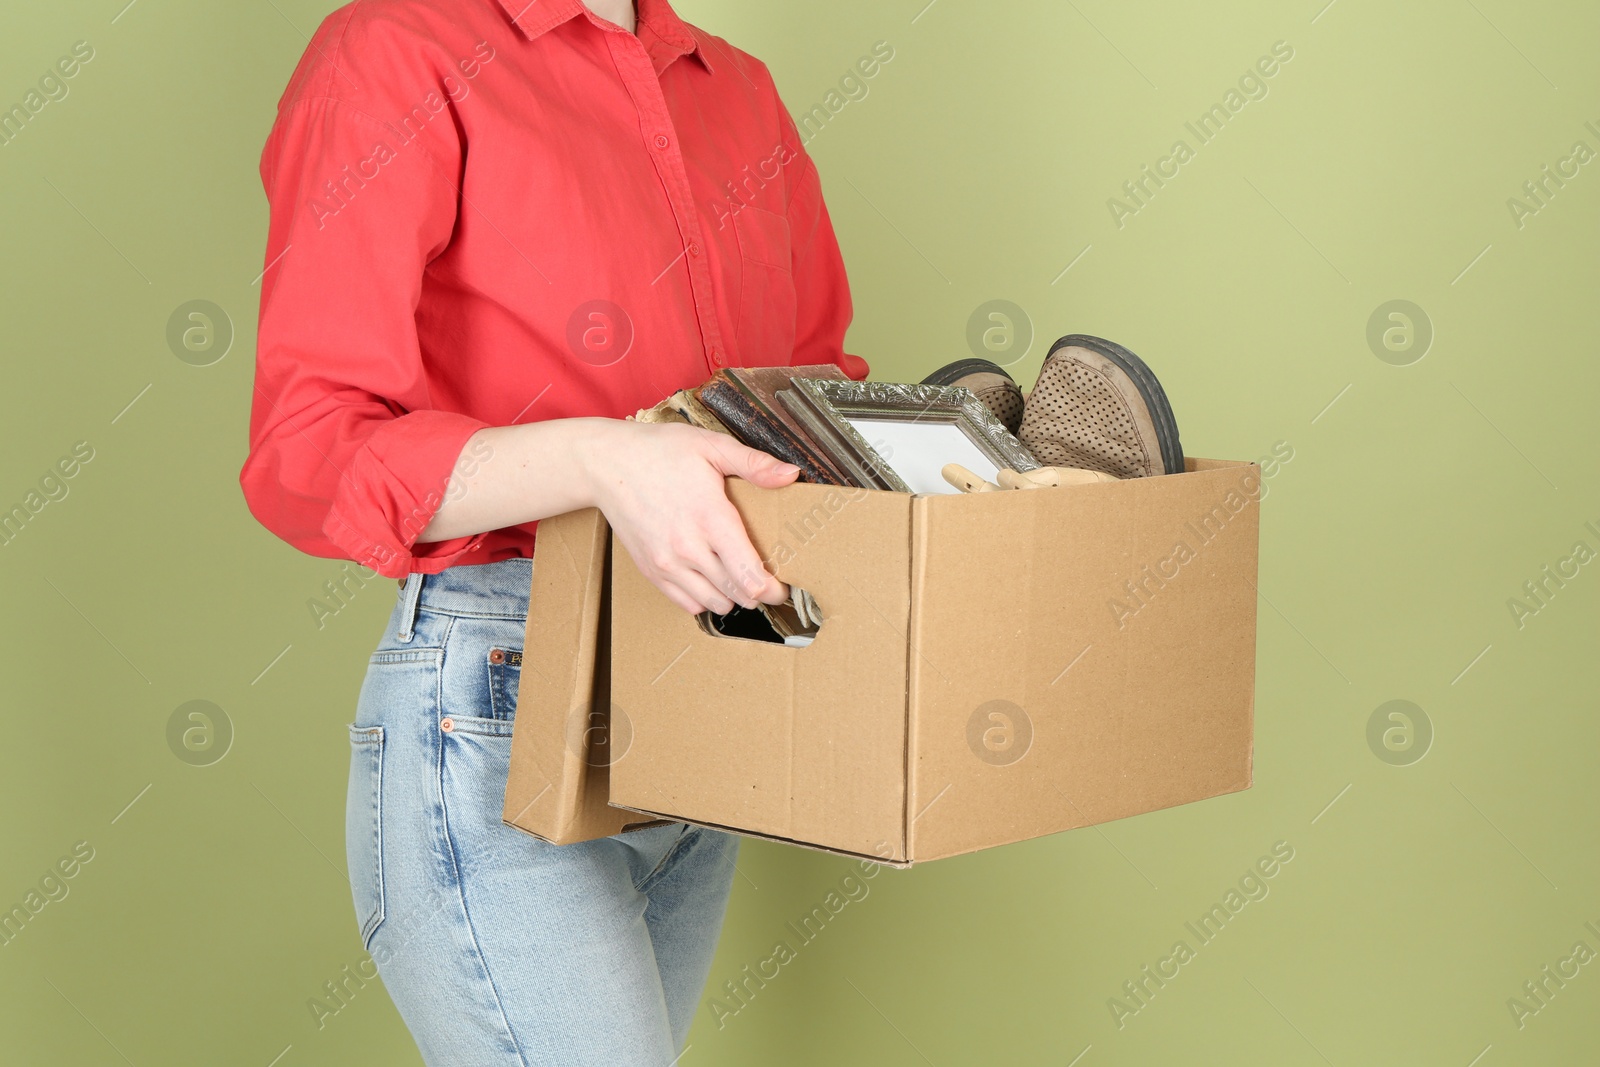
[603,457,1260,866]
[500,507,670,843]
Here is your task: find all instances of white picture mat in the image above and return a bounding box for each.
[843,417,1000,494]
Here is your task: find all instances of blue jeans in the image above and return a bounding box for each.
[346,557,739,1066]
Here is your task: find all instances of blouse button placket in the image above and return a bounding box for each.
[606,34,727,375]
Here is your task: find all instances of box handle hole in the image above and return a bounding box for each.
[696,588,822,648]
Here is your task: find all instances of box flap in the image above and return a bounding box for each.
[502,508,662,844]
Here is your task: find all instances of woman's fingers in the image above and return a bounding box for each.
[656,529,786,617]
[668,565,740,616]
[597,422,800,614]
[653,578,708,617]
[625,540,733,616]
[703,511,786,606]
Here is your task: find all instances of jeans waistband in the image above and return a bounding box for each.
[398,557,533,626]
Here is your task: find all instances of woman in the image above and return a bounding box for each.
[240,0,867,1062]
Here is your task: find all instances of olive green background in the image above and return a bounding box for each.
[2,0,1596,1063]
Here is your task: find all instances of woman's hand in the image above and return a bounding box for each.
[417,416,798,615]
[582,420,798,615]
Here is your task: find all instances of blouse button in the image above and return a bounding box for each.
[688,243,702,257]
[654,134,670,149]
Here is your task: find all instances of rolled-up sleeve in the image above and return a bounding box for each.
[241,92,489,579]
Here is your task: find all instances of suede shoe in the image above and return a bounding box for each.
[921,358,1025,435]
[1018,334,1183,478]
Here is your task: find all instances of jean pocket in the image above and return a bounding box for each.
[441,616,526,723]
[486,646,523,721]
[346,724,386,950]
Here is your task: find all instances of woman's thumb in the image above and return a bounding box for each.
[707,439,801,487]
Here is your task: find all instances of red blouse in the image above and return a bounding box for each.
[240,0,867,579]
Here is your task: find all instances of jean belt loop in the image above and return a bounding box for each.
[396,572,426,643]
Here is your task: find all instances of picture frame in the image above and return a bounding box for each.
[776,378,1041,495]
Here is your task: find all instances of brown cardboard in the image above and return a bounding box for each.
[605,457,1259,866]
[500,508,668,843]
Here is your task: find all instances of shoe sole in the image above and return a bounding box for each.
[920,358,1017,388]
[1045,334,1184,476]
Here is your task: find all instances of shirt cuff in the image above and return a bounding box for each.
[322,409,492,578]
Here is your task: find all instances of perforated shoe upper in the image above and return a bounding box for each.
[1018,338,1182,478]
